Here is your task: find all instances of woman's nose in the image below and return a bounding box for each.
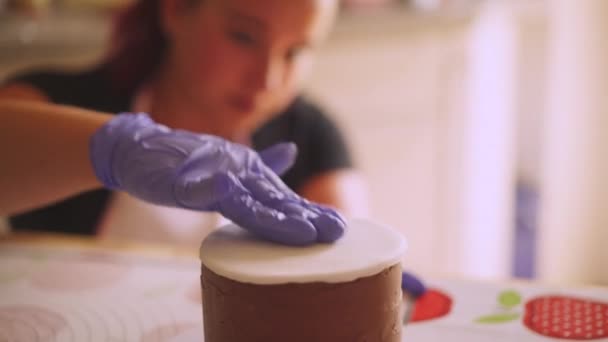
[247,54,284,93]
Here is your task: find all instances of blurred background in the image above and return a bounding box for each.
[1,0,606,286]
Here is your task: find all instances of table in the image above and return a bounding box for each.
[1,233,607,341]
[0,233,203,341]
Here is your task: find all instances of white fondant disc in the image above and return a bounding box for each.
[199,218,407,285]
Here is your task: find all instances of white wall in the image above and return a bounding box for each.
[306,7,520,278]
[538,0,608,286]
[308,3,550,280]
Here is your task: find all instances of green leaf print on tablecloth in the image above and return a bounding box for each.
[476,313,521,324]
[475,289,522,325]
[499,290,522,309]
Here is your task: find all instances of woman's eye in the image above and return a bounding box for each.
[228,31,256,46]
[286,46,306,62]
[287,50,298,61]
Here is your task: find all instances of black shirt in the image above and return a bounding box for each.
[6,67,352,235]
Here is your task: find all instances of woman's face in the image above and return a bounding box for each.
[161,0,337,135]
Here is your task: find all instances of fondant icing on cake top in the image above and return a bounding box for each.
[199,219,407,285]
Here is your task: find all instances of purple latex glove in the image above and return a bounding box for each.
[402,271,427,299]
[90,113,345,246]
[401,271,426,324]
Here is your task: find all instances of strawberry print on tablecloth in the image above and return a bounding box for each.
[524,295,608,340]
[409,288,453,322]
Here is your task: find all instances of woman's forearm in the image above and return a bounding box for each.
[0,100,112,215]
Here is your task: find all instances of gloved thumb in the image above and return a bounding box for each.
[258,142,298,176]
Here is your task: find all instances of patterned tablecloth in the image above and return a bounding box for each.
[0,234,607,341]
[0,236,204,342]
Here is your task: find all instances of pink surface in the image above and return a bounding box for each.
[0,305,67,341]
[0,245,203,342]
[185,282,202,304]
[30,259,131,291]
[141,322,201,342]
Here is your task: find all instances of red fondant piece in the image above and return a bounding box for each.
[409,288,453,322]
[524,295,608,340]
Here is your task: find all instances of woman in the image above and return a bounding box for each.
[0,0,368,245]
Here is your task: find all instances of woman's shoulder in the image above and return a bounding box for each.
[264,96,338,132]
[5,67,100,88]
[253,96,337,147]
[253,95,349,153]
[3,66,130,112]
[282,95,332,122]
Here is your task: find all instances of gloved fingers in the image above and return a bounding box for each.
[216,174,317,246]
[259,198,344,243]
[242,177,319,221]
[259,164,300,197]
[308,210,345,243]
[240,175,288,204]
[173,172,234,211]
[301,201,347,227]
[259,167,346,227]
[261,166,347,241]
[291,201,345,243]
[244,174,346,243]
[258,142,298,176]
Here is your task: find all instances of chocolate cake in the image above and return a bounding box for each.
[199,219,407,342]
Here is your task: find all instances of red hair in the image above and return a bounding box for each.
[104,0,167,94]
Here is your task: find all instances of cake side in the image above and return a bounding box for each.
[201,263,403,342]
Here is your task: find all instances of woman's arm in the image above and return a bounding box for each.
[298,169,370,217]
[0,92,347,246]
[0,96,110,215]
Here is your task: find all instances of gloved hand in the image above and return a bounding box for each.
[89,113,345,246]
